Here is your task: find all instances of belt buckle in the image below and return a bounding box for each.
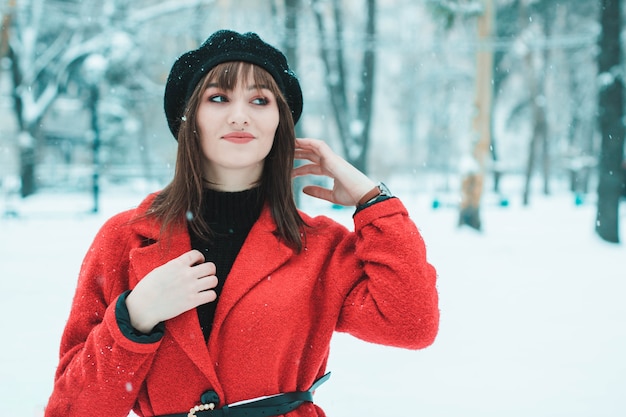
[188,402,215,417]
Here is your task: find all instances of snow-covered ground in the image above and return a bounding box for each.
[0,180,624,417]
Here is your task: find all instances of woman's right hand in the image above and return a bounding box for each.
[125,250,218,333]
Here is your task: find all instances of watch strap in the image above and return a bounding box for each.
[357,182,392,207]
[357,185,383,206]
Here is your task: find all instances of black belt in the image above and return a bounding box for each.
[158,372,330,417]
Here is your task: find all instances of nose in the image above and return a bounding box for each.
[228,101,249,128]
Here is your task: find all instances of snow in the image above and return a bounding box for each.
[0,182,624,417]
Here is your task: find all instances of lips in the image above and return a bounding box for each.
[222,132,255,144]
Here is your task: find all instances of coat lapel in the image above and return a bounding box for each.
[127,205,220,387]
[211,206,294,335]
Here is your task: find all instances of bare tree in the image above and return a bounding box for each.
[311,0,376,173]
[425,0,488,229]
[269,0,305,202]
[2,0,216,197]
[458,0,491,230]
[596,0,624,243]
[5,0,125,196]
[494,0,598,206]
[518,1,549,206]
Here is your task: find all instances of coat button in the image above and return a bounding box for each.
[201,390,220,407]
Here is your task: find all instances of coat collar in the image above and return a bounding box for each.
[127,193,294,385]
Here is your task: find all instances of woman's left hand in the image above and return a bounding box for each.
[293,138,377,206]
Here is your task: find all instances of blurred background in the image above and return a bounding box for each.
[0,0,623,240]
[0,1,625,416]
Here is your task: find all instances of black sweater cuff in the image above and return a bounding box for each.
[353,195,395,216]
[116,290,165,344]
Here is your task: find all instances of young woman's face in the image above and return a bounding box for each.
[196,70,279,189]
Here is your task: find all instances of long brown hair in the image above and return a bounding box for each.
[148,62,305,251]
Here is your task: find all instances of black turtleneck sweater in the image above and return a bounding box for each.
[189,187,264,341]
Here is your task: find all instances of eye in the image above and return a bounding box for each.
[251,97,269,105]
[208,94,228,103]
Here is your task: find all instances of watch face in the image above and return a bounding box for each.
[378,182,392,196]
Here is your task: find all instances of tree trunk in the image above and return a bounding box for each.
[522,66,548,206]
[459,0,493,230]
[354,0,376,174]
[0,0,14,59]
[283,0,300,134]
[522,120,538,206]
[596,0,624,243]
[19,137,37,198]
[312,1,350,151]
[519,2,549,206]
[491,0,521,194]
[283,0,304,205]
[540,4,556,197]
[7,47,37,197]
[311,0,377,174]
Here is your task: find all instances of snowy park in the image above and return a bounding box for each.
[0,177,624,417]
[0,1,624,416]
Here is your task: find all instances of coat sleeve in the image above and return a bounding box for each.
[45,213,161,417]
[334,198,439,349]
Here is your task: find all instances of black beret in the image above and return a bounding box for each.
[164,29,303,139]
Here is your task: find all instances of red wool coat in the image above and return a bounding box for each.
[45,195,439,417]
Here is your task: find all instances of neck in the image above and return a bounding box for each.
[203,164,263,192]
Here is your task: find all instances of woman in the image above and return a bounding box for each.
[45,30,439,417]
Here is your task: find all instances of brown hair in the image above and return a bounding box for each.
[148,62,305,251]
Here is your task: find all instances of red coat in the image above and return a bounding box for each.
[45,194,439,417]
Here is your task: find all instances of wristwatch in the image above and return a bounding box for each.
[357,182,393,206]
